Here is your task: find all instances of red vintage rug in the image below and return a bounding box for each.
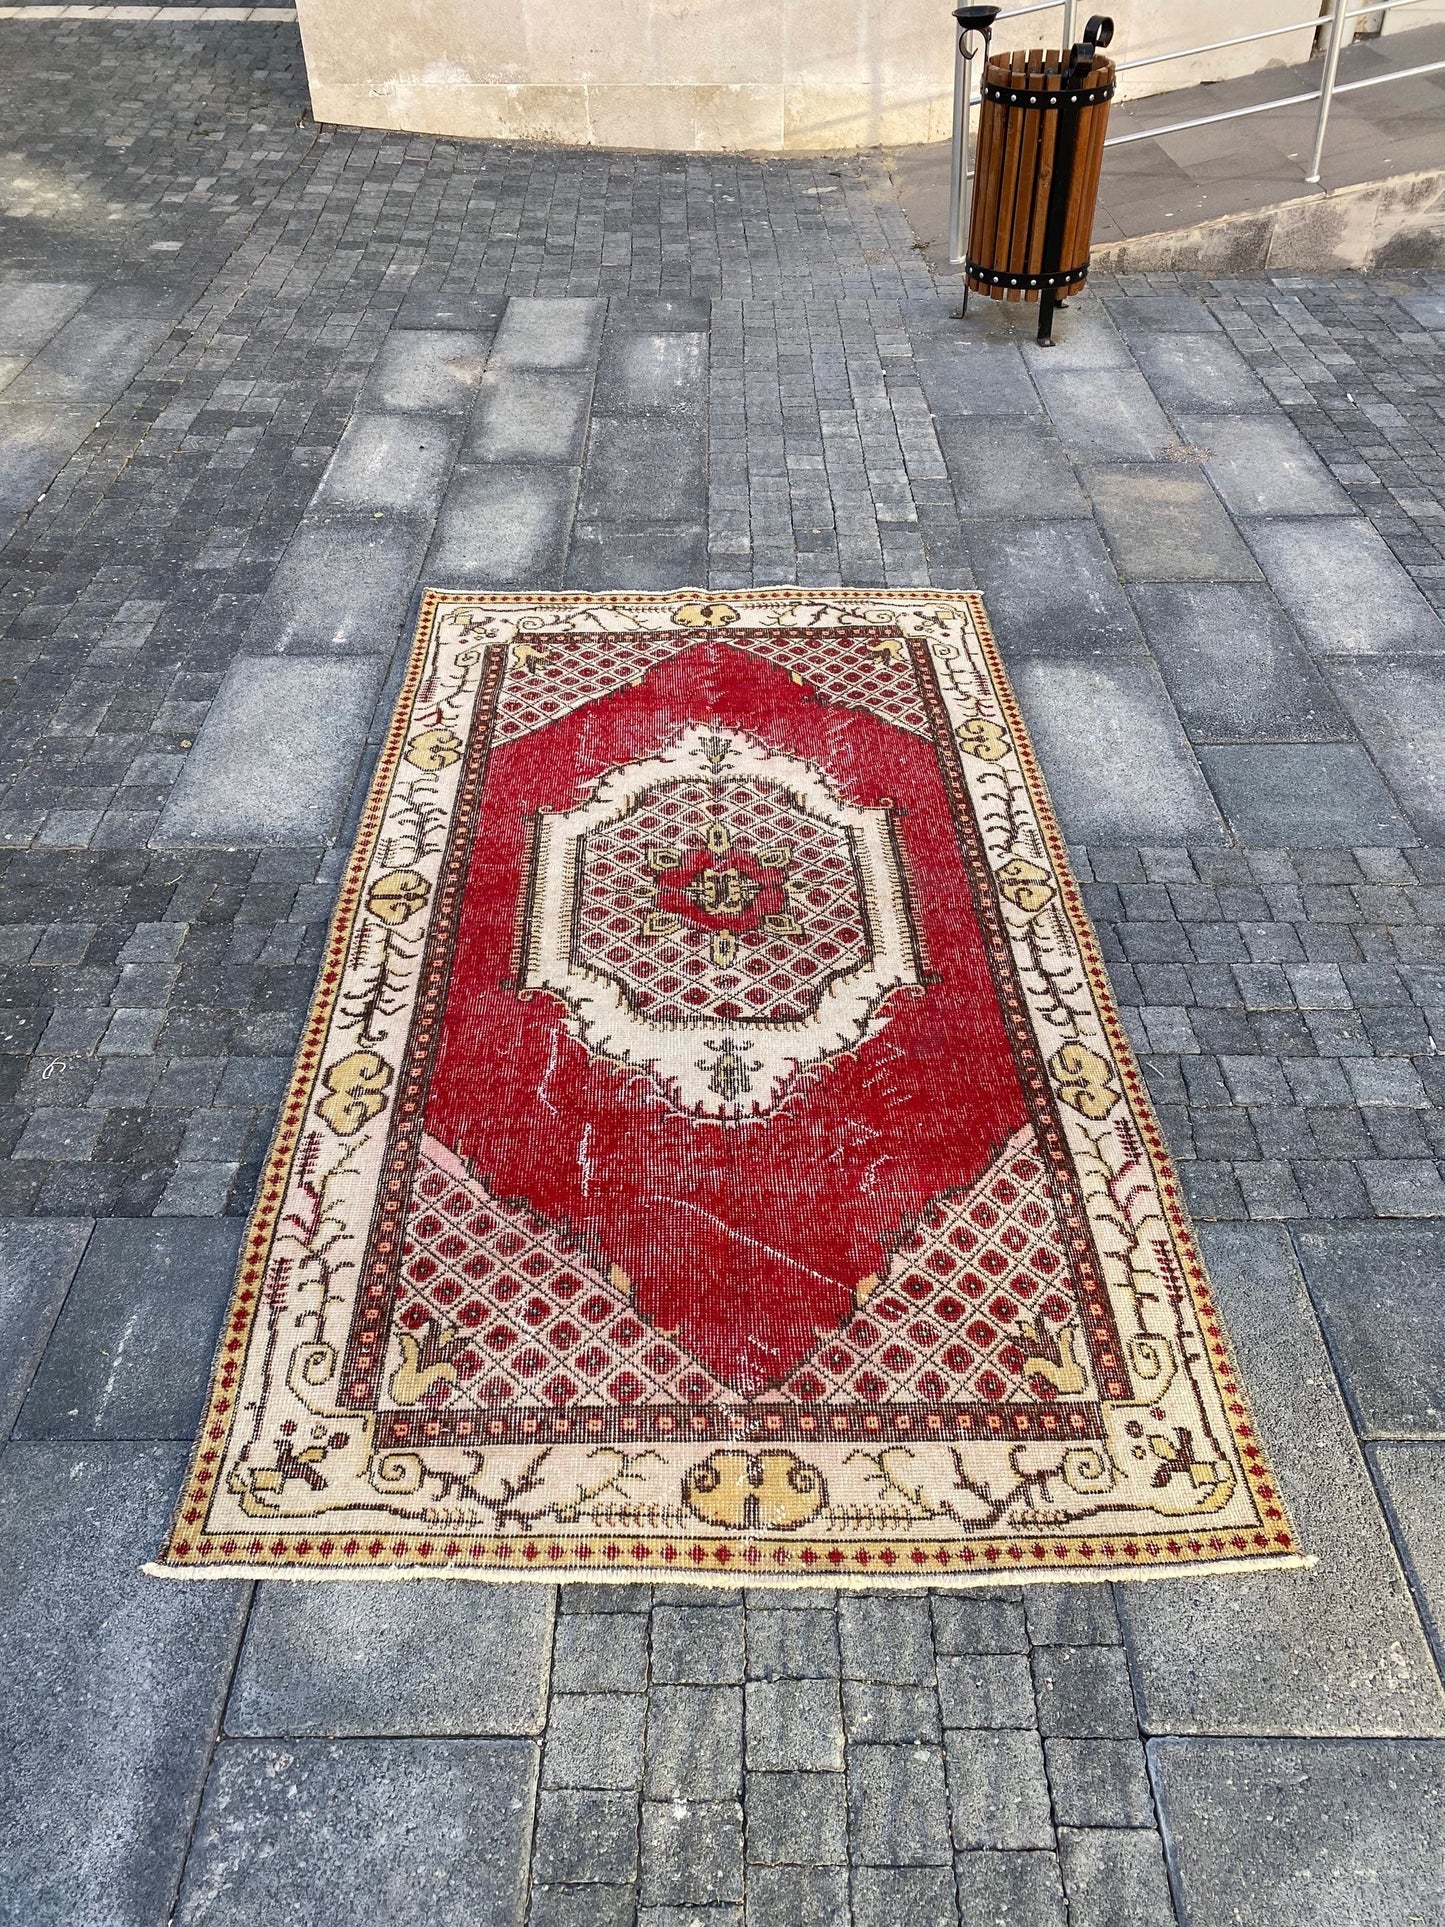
[154,590,1301,1587]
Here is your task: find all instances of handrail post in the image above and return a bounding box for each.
[1306,1,1350,182]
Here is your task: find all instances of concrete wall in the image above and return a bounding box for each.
[294,0,1324,151]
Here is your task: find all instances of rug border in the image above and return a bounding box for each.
[149,587,1307,1587]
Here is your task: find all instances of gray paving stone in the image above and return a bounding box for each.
[1032,1645,1138,1738]
[358,329,489,413]
[310,414,461,515]
[1126,332,1274,414]
[1018,304,1132,369]
[1369,1443,1445,1663]
[1398,292,1445,330]
[594,332,707,418]
[652,1603,744,1684]
[533,1788,638,1885]
[644,1685,743,1799]
[1242,518,1445,656]
[576,417,707,521]
[176,1738,536,1926]
[912,340,1042,417]
[491,297,604,370]
[745,1677,844,1772]
[842,1680,942,1744]
[1198,744,1416,848]
[243,514,429,654]
[427,464,578,585]
[954,1850,1066,1924]
[1118,1223,1445,1736]
[639,1800,743,1907]
[1359,1161,1445,1218]
[529,1884,637,1927]
[744,1865,850,1927]
[0,1219,90,1437]
[229,1580,553,1737]
[0,1442,249,1926]
[1087,465,1261,581]
[848,1742,953,1865]
[4,311,172,404]
[553,1606,650,1692]
[467,370,594,463]
[0,401,103,539]
[931,1593,1028,1655]
[966,520,1144,659]
[1131,582,1349,743]
[937,418,1091,518]
[1022,1585,1122,1648]
[746,1605,838,1678]
[544,1692,647,1789]
[1178,416,1355,517]
[16,1217,241,1441]
[1057,1828,1176,1927]
[0,277,92,354]
[944,1728,1054,1851]
[937,1653,1034,1729]
[851,1864,959,1925]
[839,1591,934,1683]
[566,521,708,590]
[607,297,710,333]
[1150,1737,1445,1927]
[1032,370,1179,459]
[155,658,384,846]
[1294,1222,1445,1437]
[1327,659,1445,840]
[745,1770,847,1865]
[1102,294,1221,336]
[1009,657,1227,845]
[1045,1738,1155,1829]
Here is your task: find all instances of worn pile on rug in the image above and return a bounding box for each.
[152,590,1302,1587]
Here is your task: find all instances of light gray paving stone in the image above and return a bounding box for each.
[639,1800,743,1908]
[1398,292,1445,329]
[1118,1223,1445,1736]
[227,1581,553,1737]
[1326,659,1445,840]
[1369,1443,1445,1663]
[851,1864,959,1925]
[3,311,172,404]
[0,276,92,354]
[249,512,427,655]
[1127,332,1274,414]
[176,1738,537,1926]
[1150,1737,1445,1927]
[1198,743,1416,847]
[491,297,604,370]
[1087,464,1261,581]
[427,464,578,585]
[566,521,708,589]
[0,401,104,540]
[944,1728,1054,1852]
[594,331,707,417]
[1057,1827,1176,1927]
[1032,369,1178,459]
[1242,518,1445,656]
[937,418,1091,518]
[1178,416,1355,517]
[1294,1222,1445,1438]
[310,414,461,515]
[954,1849,1066,1925]
[1018,304,1133,369]
[155,657,384,846]
[358,329,489,413]
[1102,294,1221,336]
[644,1686,743,1799]
[745,1770,847,1865]
[1045,1738,1156,1829]
[912,341,1042,417]
[1130,581,1349,743]
[16,1218,241,1441]
[576,417,707,521]
[0,1442,249,1926]
[745,1677,844,1772]
[1008,657,1227,845]
[0,352,22,392]
[467,369,593,463]
[848,1742,953,1865]
[745,1865,850,1927]
[966,519,1145,659]
[0,1220,90,1437]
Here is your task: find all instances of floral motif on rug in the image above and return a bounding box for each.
[152,590,1302,1587]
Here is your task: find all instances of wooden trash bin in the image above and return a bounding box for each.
[963,14,1115,343]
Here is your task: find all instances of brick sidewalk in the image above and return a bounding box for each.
[0,18,1443,1927]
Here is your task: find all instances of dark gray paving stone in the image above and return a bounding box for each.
[1118,1224,1445,1736]
[967,520,1143,659]
[912,341,1042,418]
[529,1883,637,1927]
[1032,370,1178,459]
[606,296,710,332]
[0,1442,249,1926]
[248,513,428,655]
[644,1685,742,1799]
[492,297,604,370]
[1150,1738,1445,1927]
[310,414,461,515]
[652,1603,743,1684]
[639,1800,743,1907]
[1031,1644,1136,1738]
[593,332,707,417]
[1087,464,1261,580]
[532,1788,638,1885]
[1009,657,1227,845]
[1046,1738,1155,1829]
[1243,518,1445,656]
[1057,1828,1176,1927]
[850,1865,959,1926]
[543,1691,647,1788]
[553,1606,650,1692]
[0,1219,90,1437]
[955,1849,1066,1925]
[1178,416,1355,517]
[838,1592,934,1684]
[842,1680,942,1744]
[944,1729,1054,1851]
[16,1217,241,1441]
[1294,1222,1445,1438]
[746,1604,839,1678]
[931,1593,1028,1655]
[155,657,384,846]
[936,1653,1034,1729]
[227,1581,553,1736]
[848,1742,953,1864]
[1127,333,1274,414]
[1102,293,1221,335]
[744,1865,849,1927]
[3,312,172,403]
[1131,582,1350,743]
[176,1738,537,1926]
[358,330,489,413]
[466,370,593,463]
[565,522,708,590]
[427,465,578,585]
[745,1677,844,1771]
[576,417,706,521]
[0,276,92,354]
[1327,660,1445,839]
[0,401,103,537]
[1370,1443,1445,1664]
[1198,743,1416,847]
[937,418,1091,517]
[394,289,505,332]
[745,1770,847,1865]
[1023,1586,1122,1648]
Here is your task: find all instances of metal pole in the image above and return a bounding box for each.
[1060,0,1077,48]
[948,26,972,268]
[1306,2,1351,182]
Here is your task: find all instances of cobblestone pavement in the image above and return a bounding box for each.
[1,18,1444,1927]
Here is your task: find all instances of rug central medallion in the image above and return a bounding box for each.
[522,723,921,1116]
[155,590,1301,1591]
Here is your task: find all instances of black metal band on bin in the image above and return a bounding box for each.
[964,260,1090,292]
[979,80,1115,108]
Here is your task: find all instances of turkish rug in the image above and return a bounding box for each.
[153,589,1302,1588]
